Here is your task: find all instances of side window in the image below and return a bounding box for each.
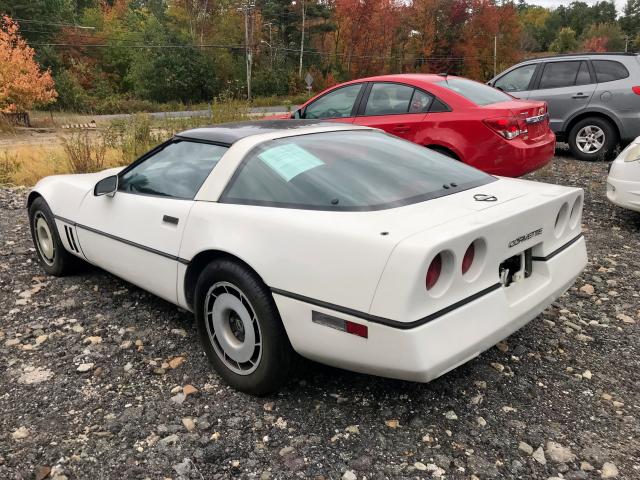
[494,64,537,92]
[429,98,450,112]
[539,61,581,89]
[304,84,363,119]
[576,61,592,85]
[364,83,414,115]
[593,60,629,82]
[119,140,227,199]
[409,89,433,113]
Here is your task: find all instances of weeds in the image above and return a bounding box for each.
[61,132,108,174]
[0,151,22,185]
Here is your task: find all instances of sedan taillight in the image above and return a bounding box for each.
[483,115,526,140]
[632,86,640,95]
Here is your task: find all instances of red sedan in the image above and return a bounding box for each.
[278,74,555,177]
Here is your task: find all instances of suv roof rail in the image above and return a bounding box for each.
[522,52,639,62]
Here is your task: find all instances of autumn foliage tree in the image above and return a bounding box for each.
[0,15,57,113]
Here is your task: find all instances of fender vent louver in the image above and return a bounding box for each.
[64,225,79,253]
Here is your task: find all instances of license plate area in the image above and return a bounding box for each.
[499,247,533,287]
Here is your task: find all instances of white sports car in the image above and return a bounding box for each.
[607,137,640,212]
[28,121,587,394]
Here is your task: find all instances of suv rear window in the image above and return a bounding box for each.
[437,78,513,105]
[221,130,494,211]
[593,60,629,82]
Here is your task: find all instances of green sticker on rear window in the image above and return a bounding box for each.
[258,143,324,181]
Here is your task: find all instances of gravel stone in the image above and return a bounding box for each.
[1,156,639,478]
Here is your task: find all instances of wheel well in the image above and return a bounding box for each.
[565,112,620,142]
[425,145,459,160]
[183,250,265,310]
[27,191,42,209]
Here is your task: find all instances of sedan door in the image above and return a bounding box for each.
[353,82,431,142]
[527,60,596,133]
[75,139,227,303]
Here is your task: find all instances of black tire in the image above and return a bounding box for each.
[28,197,80,276]
[194,259,295,395]
[568,117,618,161]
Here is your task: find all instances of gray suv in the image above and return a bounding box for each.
[489,53,640,160]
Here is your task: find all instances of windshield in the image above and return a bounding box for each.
[438,78,514,106]
[221,130,495,211]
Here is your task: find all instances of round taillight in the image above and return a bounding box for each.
[426,254,442,290]
[462,243,475,275]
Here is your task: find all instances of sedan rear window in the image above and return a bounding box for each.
[437,78,513,105]
[221,130,494,211]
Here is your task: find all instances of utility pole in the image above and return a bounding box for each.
[299,0,305,78]
[493,35,497,78]
[243,2,253,101]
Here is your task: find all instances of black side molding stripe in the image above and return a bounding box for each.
[271,283,502,330]
[53,215,190,265]
[532,233,583,262]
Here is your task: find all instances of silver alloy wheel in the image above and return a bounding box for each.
[204,281,262,375]
[34,212,55,265]
[576,125,605,154]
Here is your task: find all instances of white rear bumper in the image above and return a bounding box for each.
[275,235,587,382]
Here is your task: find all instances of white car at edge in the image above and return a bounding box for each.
[607,137,640,212]
[28,121,587,394]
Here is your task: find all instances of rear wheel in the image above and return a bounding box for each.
[28,197,79,276]
[194,259,295,395]
[568,117,617,161]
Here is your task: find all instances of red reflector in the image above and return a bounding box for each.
[345,321,368,338]
[462,242,475,274]
[633,86,640,95]
[426,253,442,290]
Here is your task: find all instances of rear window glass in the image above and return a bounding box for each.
[593,60,629,82]
[221,130,494,211]
[539,61,581,89]
[437,78,513,105]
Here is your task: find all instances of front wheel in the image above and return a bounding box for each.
[568,117,617,161]
[28,197,80,276]
[194,259,295,395]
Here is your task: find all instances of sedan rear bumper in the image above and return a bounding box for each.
[275,235,586,382]
[473,130,556,177]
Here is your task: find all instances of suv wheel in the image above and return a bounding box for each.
[568,117,617,161]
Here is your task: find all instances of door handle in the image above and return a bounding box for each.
[393,125,411,133]
[162,215,179,225]
[572,93,589,99]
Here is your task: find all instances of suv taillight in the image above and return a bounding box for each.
[483,115,526,140]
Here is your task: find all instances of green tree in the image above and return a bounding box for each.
[550,27,579,52]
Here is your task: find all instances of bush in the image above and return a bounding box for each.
[61,132,107,174]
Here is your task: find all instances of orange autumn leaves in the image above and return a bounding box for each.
[0,15,57,113]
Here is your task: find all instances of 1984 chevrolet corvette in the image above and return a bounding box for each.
[28,120,587,394]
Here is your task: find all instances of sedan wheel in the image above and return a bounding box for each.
[575,125,605,154]
[205,281,262,375]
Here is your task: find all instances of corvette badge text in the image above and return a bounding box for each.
[508,228,543,248]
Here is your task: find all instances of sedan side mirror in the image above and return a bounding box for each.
[291,109,302,119]
[94,175,118,197]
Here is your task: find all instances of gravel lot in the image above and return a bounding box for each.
[1,152,639,480]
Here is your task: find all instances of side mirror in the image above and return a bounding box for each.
[291,109,302,119]
[94,175,118,197]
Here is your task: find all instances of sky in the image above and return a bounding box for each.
[526,0,625,14]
